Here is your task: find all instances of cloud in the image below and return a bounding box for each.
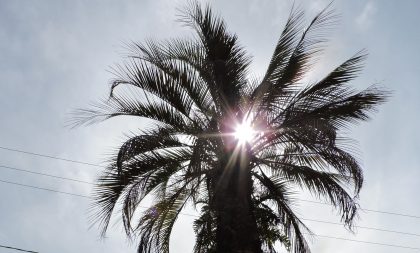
[356,1,377,30]
[1,1,419,252]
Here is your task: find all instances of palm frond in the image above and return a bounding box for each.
[128,39,216,119]
[278,3,337,85]
[70,92,192,131]
[255,4,338,112]
[116,126,187,172]
[253,170,312,253]
[136,176,196,253]
[79,2,388,252]
[110,59,195,119]
[193,204,217,253]
[178,1,251,110]
[252,7,304,102]
[257,157,358,226]
[90,147,192,238]
[254,203,291,253]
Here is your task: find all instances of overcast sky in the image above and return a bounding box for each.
[1,0,419,252]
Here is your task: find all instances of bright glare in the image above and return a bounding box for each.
[234,121,255,144]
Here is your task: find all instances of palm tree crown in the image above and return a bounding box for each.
[73,2,387,253]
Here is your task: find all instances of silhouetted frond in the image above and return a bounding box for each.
[178,1,251,110]
[253,171,312,253]
[77,2,388,252]
[257,156,358,227]
[136,173,203,253]
[128,39,216,119]
[90,148,192,238]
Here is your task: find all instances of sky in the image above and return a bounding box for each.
[0,0,419,252]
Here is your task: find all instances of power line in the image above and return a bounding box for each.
[1,167,419,238]
[362,208,420,220]
[1,177,420,240]
[2,179,420,251]
[0,178,202,218]
[5,162,420,236]
[302,218,420,237]
[0,146,102,168]
[0,179,91,199]
[0,165,93,185]
[1,145,420,220]
[299,199,420,220]
[313,234,420,251]
[0,244,38,253]
[4,162,420,237]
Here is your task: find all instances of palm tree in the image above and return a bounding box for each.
[73,2,387,253]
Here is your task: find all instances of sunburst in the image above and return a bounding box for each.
[234,118,256,145]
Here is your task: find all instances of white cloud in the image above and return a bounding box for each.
[356,1,377,30]
[1,0,419,252]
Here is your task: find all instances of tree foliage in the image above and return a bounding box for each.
[72,2,387,253]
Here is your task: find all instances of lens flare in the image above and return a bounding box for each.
[234,120,255,144]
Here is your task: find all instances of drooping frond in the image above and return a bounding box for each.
[254,203,291,253]
[257,156,358,226]
[193,204,217,253]
[110,59,195,118]
[70,90,193,131]
[127,39,216,118]
[90,146,192,238]
[253,171,312,253]
[116,126,188,171]
[136,178,193,253]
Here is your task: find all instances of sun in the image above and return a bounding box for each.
[234,120,255,144]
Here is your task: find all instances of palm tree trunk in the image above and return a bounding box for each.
[213,151,262,253]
